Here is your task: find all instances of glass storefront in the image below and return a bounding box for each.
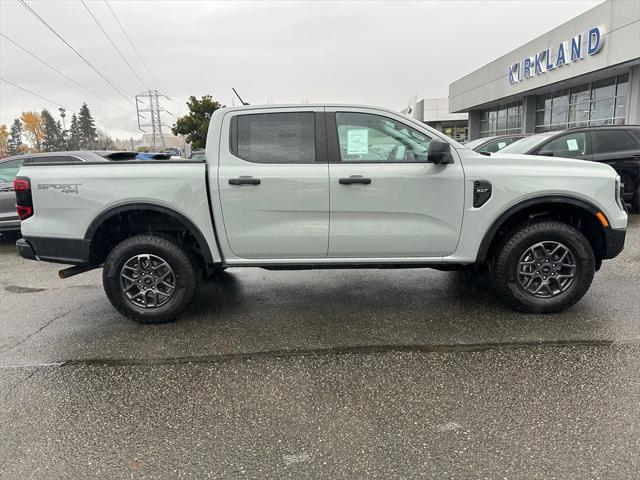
[441,123,468,142]
[534,74,628,132]
[479,101,523,138]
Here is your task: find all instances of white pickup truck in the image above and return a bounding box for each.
[14,104,627,323]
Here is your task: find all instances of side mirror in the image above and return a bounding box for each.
[478,150,492,156]
[428,140,453,164]
[538,150,554,157]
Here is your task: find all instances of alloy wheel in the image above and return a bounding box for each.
[119,254,176,308]
[517,241,576,298]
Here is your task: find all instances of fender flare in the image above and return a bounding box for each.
[84,202,216,264]
[476,194,604,263]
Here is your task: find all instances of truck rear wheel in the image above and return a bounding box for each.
[103,235,198,323]
[490,221,595,313]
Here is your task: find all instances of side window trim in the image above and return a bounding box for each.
[228,111,321,164]
[328,111,434,164]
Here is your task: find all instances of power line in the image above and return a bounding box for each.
[17,0,136,108]
[1,77,65,109]
[0,77,141,135]
[81,0,148,91]
[0,33,129,113]
[104,0,162,91]
[104,0,181,109]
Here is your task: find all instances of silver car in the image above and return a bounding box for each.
[0,151,138,234]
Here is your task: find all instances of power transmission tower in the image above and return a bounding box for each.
[135,90,169,151]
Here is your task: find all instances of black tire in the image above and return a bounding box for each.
[103,235,198,324]
[490,220,595,313]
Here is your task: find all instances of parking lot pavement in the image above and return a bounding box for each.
[0,215,639,479]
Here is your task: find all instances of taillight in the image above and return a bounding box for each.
[14,176,34,220]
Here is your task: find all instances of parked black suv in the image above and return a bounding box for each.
[498,126,640,211]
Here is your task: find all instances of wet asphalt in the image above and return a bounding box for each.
[0,216,639,479]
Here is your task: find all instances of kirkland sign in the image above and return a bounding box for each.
[508,27,604,85]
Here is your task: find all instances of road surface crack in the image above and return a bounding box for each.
[0,306,82,355]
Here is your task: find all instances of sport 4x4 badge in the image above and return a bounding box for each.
[37,183,81,195]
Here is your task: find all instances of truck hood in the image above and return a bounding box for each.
[491,152,617,177]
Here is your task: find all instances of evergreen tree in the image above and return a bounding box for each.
[68,113,82,150]
[78,102,96,149]
[59,121,68,150]
[41,109,63,152]
[8,118,24,155]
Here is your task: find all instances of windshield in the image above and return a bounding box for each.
[498,132,557,154]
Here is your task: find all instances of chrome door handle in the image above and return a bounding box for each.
[229,176,261,186]
[339,175,371,185]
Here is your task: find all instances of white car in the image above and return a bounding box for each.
[14,104,627,323]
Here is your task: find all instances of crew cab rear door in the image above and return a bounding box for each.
[325,108,465,258]
[218,107,329,259]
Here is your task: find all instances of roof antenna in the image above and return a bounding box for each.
[232,88,249,106]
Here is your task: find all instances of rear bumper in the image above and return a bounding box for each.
[16,236,91,265]
[0,219,20,232]
[16,238,37,260]
[603,228,626,259]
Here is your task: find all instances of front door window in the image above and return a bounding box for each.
[335,112,431,163]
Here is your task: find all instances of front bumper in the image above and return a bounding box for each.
[603,228,626,259]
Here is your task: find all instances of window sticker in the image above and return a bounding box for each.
[347,129,369,155]
[498,142,506,149]
[566,138,579,151]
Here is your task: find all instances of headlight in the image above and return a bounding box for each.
[615,175,625,210]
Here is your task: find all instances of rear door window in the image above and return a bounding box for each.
[231,112,316,164]
[591,129,639,154]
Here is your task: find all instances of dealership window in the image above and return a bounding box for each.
[535,74,628,132]
[479,101,522,137]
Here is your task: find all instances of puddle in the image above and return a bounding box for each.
[5,286,48,294]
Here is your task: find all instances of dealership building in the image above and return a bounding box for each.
[448,0,640,140]
[402,97,468,141]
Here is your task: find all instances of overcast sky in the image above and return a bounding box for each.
[0,0,602,139]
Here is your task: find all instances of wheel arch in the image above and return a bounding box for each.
[477,195,608,264]
[84,202,216,266]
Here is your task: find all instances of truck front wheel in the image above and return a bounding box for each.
[103,235,198,323]
[490,221,595,313]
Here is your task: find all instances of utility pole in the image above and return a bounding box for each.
[135,89,169,151]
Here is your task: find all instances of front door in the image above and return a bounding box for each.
[326,109,464,258]
[218,108,329,259]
